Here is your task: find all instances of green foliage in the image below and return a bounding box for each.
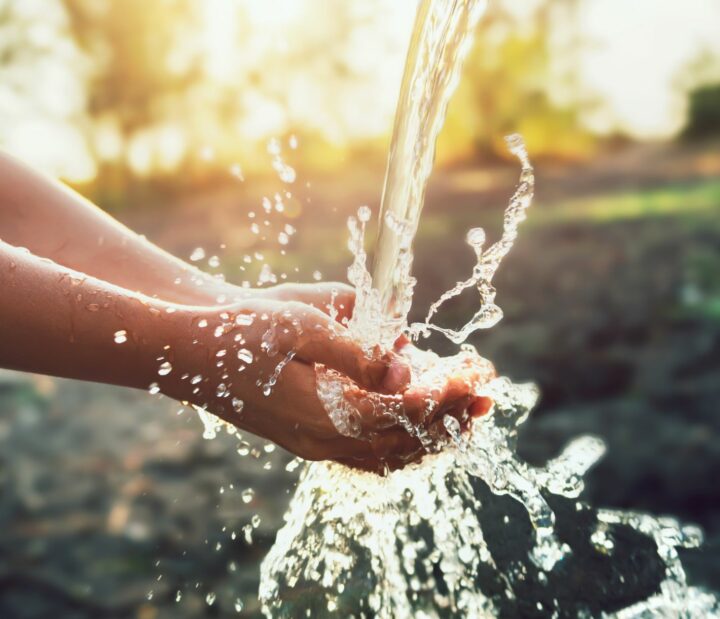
[63,0,200,131]
[682,84,720,140]
[439,0,596,163]
[534,180,720,224]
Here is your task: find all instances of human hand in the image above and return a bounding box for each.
[159,296,421,468]
[159,285,493,473]
[213,281,356,324]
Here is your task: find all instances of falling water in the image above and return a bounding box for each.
[257,1,719,616]
[349,0,488,352]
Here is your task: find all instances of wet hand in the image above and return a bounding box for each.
[159,284,493,473]
[160,297,419,467]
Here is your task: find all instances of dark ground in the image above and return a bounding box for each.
[1,140,720,617]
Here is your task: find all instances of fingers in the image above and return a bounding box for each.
[470,396,493,418]
[262,282,355,323]
[241,305,491,472]
[270,301,409,392]
[344,388,428,432]
[253,360,425,462]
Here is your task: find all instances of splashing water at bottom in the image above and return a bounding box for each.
[258,137,719,617]
[261,358,718,617]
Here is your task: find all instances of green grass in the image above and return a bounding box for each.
[535,179,720,224]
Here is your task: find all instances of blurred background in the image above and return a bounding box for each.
[1,0,720,616]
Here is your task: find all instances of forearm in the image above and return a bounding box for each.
[0,152,230,305]
[0,239,193,391]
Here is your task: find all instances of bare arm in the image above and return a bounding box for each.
[0,152,229,305]
[0,153,487,471]
[0,239,183,389]
[0,151,359,316]
[0,239,426,469]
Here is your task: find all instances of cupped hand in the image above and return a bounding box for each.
[161,283,493,473]
[161,295,419,467]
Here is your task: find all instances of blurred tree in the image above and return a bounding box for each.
[11,0,707,186]
[62,0,202,182]
[60,0,413,183]
[678,51,720,140]
[0,0,93,180]
[683,84,720,140]
[439,0,596,163]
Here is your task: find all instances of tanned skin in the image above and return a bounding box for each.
[0,152,489,471]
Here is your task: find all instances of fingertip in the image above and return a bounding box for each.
[380,356,411,393]
[393,334,411,351]
[470,396,493,418]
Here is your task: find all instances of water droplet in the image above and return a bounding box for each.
[237,348,254,364]
[230,163,244,180]
[198,319,208,328]
[232,398,244,413]
[312,270,323,281]
[267,137,281,156]
[285,458,301,472]
[175,590,183,602]
[278,232,289,245]
[190,247,206,262]
[148,382,160,395]
[278,166,296,183]
[466,227,485,248]
[158,361,172,376]
[86,303,100,312]
[243,524,254,544]
[258,263,277,285]
[114,330,128,344]
[235,313,254,327]
[234,597,244,612]
[205,592,216,606]
[241,488,255,504]
[208,255,220,268]
[357,205,372,222]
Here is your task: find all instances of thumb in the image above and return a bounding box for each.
[270,302,410,392]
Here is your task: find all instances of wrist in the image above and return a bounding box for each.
[152,306,231,415]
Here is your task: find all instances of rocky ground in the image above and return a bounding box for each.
[1,141,720,617]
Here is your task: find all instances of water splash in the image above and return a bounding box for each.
[348,134,535,349]
[260,0,719,612]
[316,365,364,439]
[410,134,534,343]
[263,359,719,616]
[349,0,488,352]
[262,356,719,616]
[261,350,296,397]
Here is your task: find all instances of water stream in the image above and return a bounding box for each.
[258,0,719,616]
